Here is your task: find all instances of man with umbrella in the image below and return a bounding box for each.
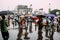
[37,15,45,40]
[0,15,9,40]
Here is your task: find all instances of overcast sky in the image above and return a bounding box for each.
[0,0,60,12]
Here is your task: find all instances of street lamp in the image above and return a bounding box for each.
[30,4,32,15]
[49,3,51,13]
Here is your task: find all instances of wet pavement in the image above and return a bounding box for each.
[0,20,60,40]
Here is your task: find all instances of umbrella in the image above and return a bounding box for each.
[36,15,45,18]
[44,14,56,17]
[0,11,7,15]
[44,14,57,19]
[0,11,14,15]
[32,16,39,20]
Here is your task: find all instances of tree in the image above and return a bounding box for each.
[50,9,60,16]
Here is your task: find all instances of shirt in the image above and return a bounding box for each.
[0,20,8,32]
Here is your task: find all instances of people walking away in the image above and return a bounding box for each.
[17,16,24,40]
[8,16,10,26]
[49,17,54,39]
[12,19,15,29]
[37,17,43,40]
[0,15,9,40]
[24,16,30,39]
[29,17,33,33]
[45,17,50,37]
[57,17,60,32]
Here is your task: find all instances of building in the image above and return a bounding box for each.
[17,5,32,15]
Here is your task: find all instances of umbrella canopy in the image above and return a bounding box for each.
[36,15,45,18]
[44,14,56,17]
[0,11,7,15]
[0,11,14,15]
[32,16,39,20]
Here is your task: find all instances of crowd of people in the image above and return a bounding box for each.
[0,15,60,40]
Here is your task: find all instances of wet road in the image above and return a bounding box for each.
[0,20,60,40]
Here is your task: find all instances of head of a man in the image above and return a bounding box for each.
[2,15,5,19]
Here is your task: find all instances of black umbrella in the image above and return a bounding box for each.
[36,15,45,18]
[0,11,7,15]
[0,11,14,15]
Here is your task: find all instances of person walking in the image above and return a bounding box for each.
[45,17,50,37]
[0,15,9,40]
[8,16,10,26]
[37,17,43,40]
[49,17,54,39]
[12,19,15,29]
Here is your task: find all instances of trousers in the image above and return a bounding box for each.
[1,31,9,40]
